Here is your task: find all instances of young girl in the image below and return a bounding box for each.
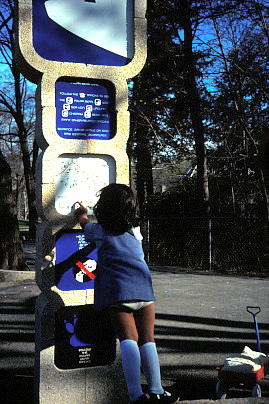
[74,184,179,404]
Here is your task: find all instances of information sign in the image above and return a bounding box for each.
[33,0,134,66]
[55,230,98,291]
[55,80,115,140]
[55,305,116,369]
[55,154,115,215]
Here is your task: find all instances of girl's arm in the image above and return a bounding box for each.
[74,203,89,229]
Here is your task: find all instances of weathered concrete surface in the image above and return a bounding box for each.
[0,269,35,283]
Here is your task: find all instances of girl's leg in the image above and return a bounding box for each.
[134,303,164,395]
[139,342,164,395]
[133,302,155,346]
[108,309,139,342]
[108,309,143,402]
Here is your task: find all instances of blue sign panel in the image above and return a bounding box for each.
[32,0,134,66]
[55,305,116,369]
[55,230,98,291]
[55,80,115,140]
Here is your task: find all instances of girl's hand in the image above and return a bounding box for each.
[74,202,88,217]
[74,202,89,228]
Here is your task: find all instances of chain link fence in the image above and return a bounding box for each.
[142,217,268,274]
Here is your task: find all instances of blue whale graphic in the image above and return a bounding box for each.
[44,0,134,59]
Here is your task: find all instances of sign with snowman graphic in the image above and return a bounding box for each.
[55,230,98,291]
[33,0,134,66]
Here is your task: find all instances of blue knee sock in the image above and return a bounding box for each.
[139,342,164,395]
[120,339,144,401]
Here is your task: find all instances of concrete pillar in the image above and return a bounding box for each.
[15,1,147,402]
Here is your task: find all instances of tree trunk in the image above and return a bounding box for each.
[18,129,38,239]
[182,0,210,217]
[129,73,154,219]
[0,151,28,270]
[135,126,154,218]
[13,63,38,239]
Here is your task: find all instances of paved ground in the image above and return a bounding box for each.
[150,267,269,401]
[0,280,37,404]
[0,245,269,403]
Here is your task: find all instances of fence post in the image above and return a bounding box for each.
[208,218,212,270]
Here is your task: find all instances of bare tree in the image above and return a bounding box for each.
[0,0,38,238]
[0,150,28,270]
[208,1,269,244]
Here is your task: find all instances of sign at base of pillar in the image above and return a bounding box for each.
[55,305,116,369]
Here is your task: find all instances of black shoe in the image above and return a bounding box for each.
[149,391,180,403]
[129,394,150,404]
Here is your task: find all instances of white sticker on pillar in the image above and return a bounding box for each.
[55,154,115,215]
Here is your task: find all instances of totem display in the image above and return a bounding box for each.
[15,1,147,402]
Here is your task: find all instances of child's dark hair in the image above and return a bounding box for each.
[93,183,140,235]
